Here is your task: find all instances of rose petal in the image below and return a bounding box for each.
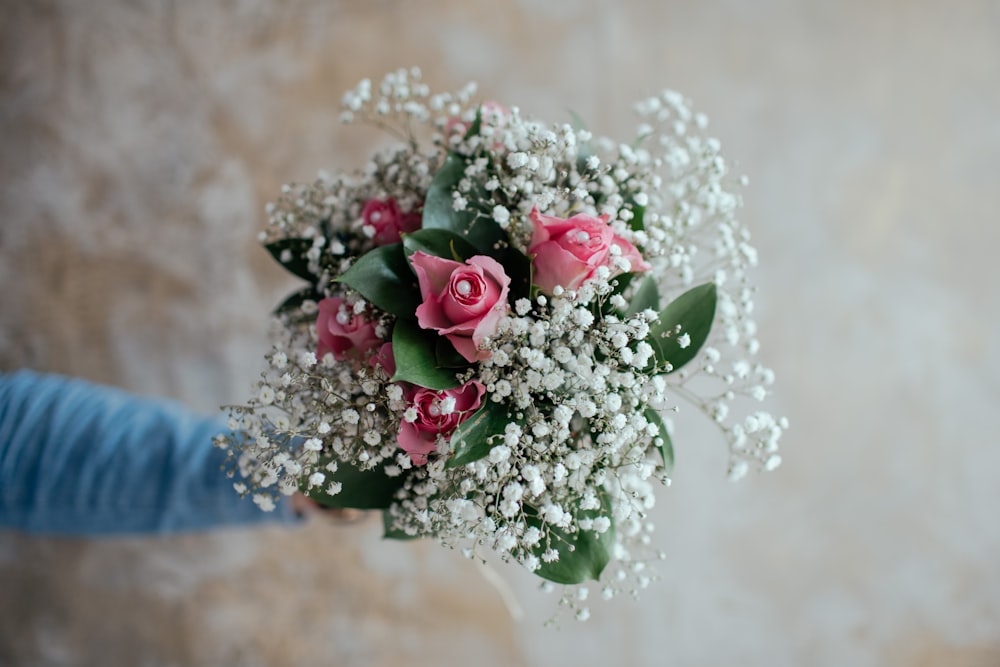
[364,198,404,246]
[412,252,466,331]
[401,211,422,235]
[442,265,496,322]
[415,297,452,332]
[612,234,651,273]
[316,296,380,361]
[531,242,595,293]
[446,333,486,362]
[410,251,464,298]
[316,297,340,360]
[468,255,510,354]
[447,380,486,412]
[369,342,396,377]
[397,422,436,465]
[529,207,556,249]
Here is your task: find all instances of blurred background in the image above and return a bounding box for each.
[1,1,998,665]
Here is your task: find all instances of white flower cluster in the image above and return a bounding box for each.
[221,69,786,620]
[628,91,788,478]
[382,284,670,595]
[261,146,437,281]
[436,85,788,481]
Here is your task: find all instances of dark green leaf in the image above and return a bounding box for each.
[273,286,320,318]
[625,276,660,316]
[402,228,479,263]
[423,153,506,255]
[644,407,675,474]
[382,509,420,540]
[600,272,636,316]
[336,243,420,318]
[305,458,405,510]
[446,400,513,468]
[500,246,532,302]
[265,238,316,282]
[632,130,654,150]
[569,109,597,175]
[610,272,636,299]
[527,492,615,585]
[648,282,717,374]
[382,475,468,540]
[628,203,646,232]
[435,337,470,369]
[391,319,462,390]
[463,107,482,142]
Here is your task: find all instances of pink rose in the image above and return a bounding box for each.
[528,207,651,294]
[316,297,381,361]
[397,380,485,465]
[362,197,421,246]
[410,252,510,363]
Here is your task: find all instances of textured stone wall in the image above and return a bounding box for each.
[2,1,999,665]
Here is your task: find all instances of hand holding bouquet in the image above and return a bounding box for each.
[222,69,786,618]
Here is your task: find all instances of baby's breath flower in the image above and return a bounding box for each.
[492,205,511,225]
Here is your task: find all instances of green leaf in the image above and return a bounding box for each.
[644,407,675,474]
[648,282,717,374]
[569,109,597,175]
[382,474,468,540]
[501,246,532,302]
[446,400,512,468]
[265,238,316,282]
[527,492,615,585]
[382,509,420,540]
[423,153,506,255]
[632,129,654,150]
[435,337,470,369]
[273,286,320,318]
[463,107,482,142]
[568,109,589,133]
[625,275,660,316]
[391,319,462,389]
[402,228,479,263]
[599,272,635,316]
[336,243,420,318]
[305,458,405,510]
[610,272,636,299]
[628,203,646,232]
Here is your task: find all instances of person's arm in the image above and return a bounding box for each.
[0,370,298,535]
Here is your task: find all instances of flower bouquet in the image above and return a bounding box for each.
[222,69,786,617]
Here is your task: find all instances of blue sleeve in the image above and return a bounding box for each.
[0,370,298,535]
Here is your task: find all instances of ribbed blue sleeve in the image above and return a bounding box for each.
[0,370,297,535]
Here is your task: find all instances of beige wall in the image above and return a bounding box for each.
[1,1,998,665]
